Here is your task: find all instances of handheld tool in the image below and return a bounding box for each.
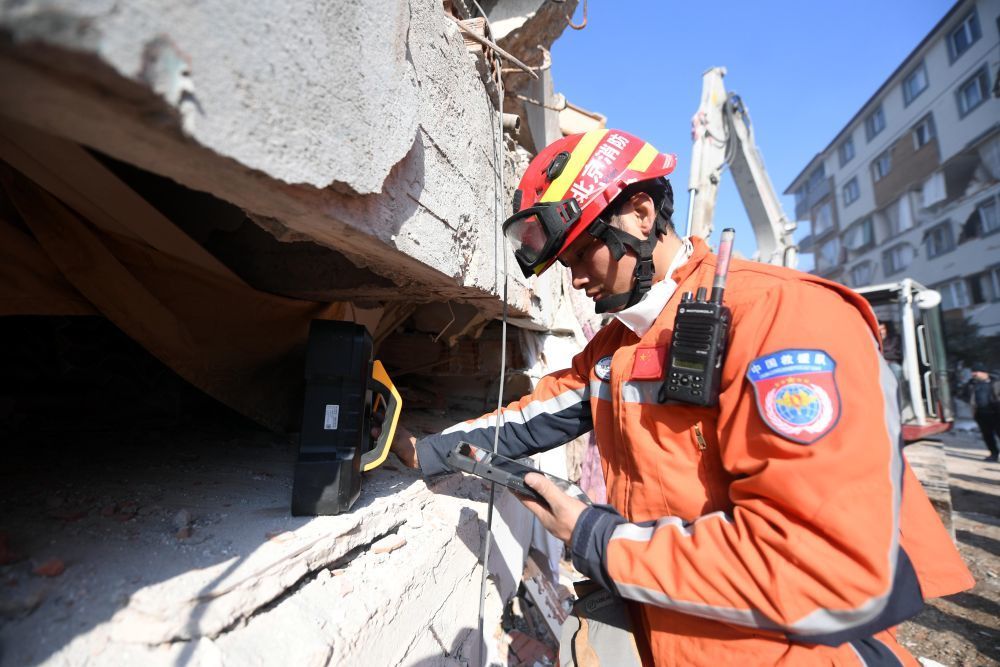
[291,320,401,515]
[445,441,592,505]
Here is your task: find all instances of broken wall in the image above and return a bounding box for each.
[0,1,591,665]
[0,0,574,320]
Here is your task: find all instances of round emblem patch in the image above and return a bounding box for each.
[764,381,834,438]
[594,356,613,382]
[746,349,840,444]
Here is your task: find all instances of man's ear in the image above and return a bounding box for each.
[629,192,657,235]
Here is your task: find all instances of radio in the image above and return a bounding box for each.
[659,228,735,407]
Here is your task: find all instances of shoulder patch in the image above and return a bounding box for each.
[746,349,840,444]
[594,356,613,382]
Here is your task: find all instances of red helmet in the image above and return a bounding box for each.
[503,129,676,278]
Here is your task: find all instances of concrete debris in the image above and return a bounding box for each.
[32,558,65,578]
[0,589,45,619]
[506,629,556,667]
[370,534,407,554]
[0,426,522,665]
[521,550,569,641]
[171,509,192,532]
[265,531,295,544]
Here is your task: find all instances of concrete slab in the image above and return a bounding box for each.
[0,425,505,666]
[0,0,579,324]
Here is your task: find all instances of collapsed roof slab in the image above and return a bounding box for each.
[0,0,568,321]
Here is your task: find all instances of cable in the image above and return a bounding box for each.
[566,0,588,30]
[471,2,509,664]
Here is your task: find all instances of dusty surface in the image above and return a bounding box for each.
[898,428,1000,666]
[0,421,507,666]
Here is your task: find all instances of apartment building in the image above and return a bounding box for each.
[786,0,1000,334]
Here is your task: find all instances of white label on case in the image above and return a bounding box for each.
[323,405,340,430]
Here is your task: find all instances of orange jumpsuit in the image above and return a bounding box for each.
[417,238,973,665]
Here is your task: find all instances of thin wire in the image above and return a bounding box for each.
[472,1,509,664]
[432,300,456,343]
[566,0,588,30]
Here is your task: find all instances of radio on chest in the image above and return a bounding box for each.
[659,229,735,408]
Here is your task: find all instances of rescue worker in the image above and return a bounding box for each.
[392,129,973,665]
[963,364,1000,462]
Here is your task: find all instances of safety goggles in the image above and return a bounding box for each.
[502,198,582,277]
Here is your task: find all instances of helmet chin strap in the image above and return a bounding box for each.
[588,220,660,315]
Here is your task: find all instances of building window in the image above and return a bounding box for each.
[886,195,915,236]
[970,267,1000,303]
[956,67,989,117]
[816,237,842,271]
[850,262,875,287]
[948,9,981,62]
[838,137,855,167]
[987,266,1000,301]
[872,151,892,182]
[794,186,807,208]
[912,115,935,150]
[865,105,886,142]
[923,221,955,258]
[844,216,874,251]
[882,243,915,275]
[807,164,826,191]
[977,196,999,235]
[842,178,860,207]
[937,278,971,310]
[813,200,834,237]
[903,62,928,106]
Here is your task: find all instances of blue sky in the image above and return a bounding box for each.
[549,0,955,265]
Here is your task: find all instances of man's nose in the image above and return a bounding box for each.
[570,265,589,290]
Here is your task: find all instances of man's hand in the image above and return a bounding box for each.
[519,472,587,544]
[389,425,420,469]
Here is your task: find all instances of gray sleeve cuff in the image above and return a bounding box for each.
[415,436,456,479]
[570,504,627,592]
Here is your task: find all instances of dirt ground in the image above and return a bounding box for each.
[897,429,1000,666]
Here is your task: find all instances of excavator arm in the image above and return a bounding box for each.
[687,67,798,268]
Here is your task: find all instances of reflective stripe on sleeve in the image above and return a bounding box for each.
[607,337,912,640]
[590,379,662,404]
[590,379,612,403]
[443,384,590,435]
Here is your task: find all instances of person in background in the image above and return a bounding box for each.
[964,364,1000,462]
[878,320,904,391]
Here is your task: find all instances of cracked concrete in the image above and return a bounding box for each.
[0,0,577,323]
[2,0,421,194]
[0,424,506,666]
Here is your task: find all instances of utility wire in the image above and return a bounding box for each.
[471,1,509,665]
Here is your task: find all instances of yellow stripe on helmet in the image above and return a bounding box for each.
[540,129,609,203]
[627,142,658,173]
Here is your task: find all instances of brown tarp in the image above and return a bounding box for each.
[0,133,349,431]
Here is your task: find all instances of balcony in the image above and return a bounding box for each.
[794,176,834,221]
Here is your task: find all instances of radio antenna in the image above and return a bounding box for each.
[711,227,735,304]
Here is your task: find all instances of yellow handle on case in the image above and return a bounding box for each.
[361,360,401,472]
